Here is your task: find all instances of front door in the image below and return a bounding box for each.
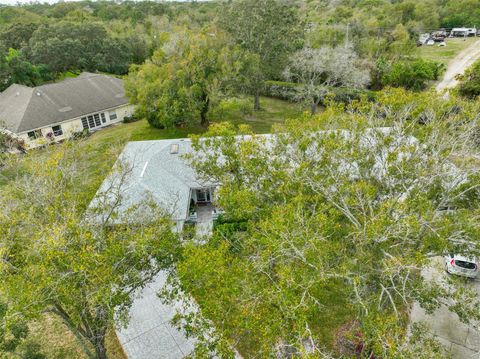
[196,189,211,203]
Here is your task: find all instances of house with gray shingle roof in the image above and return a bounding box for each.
[0,72,134,148]
[90,139,219,232]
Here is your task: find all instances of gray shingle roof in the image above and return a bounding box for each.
[0,73,129,133]
[91,139,216,222]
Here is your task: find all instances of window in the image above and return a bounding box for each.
[456,260,477,270]
[27,129,42,140]
[109,111,117,121]
[88,115,95,128]
[81,117,88,130]
[94,113,101,127]
[52,125,63,136]
[81,112,109,130]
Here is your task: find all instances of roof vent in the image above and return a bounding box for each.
[36,92,41,96]
[170,143,179,154]
[15,92,20,96]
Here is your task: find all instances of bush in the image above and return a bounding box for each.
[122,114,139,123]
[209,98,253,120]
[458,60,480,99]
[71,129,90,140]
[381,59,444,91]
[327,87,377,106]
[263,80,376,106]
[262,80,300,101]
[212,215,248,253]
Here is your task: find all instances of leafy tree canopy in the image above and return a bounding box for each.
[0,142,181,359]
[126,29,255,128]
[166,90,480,357]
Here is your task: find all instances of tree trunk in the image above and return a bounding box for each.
[93,332,108,359]
[200,93,209,127]
[51,304,95,359]
[254,90,261,111]
[310,101,318,116]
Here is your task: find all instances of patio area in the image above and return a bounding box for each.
[194,203,214,237]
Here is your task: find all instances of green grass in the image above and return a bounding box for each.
[418,37,479,65]
[56,70,81,81]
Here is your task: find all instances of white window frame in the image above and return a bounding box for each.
[27,129,42,139]
[52,125,63,137]
[109,111,118,121]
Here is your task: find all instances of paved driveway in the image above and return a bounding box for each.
[411,257,480,358]
[116,271,196,359]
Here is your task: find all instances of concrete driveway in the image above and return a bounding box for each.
[116,271,196,359]
[411,257,480,358]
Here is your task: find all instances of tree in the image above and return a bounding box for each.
[220,0,303,110]
[0,23,40,50]
[126,29,250,128]
[167,90,480,357]
[0,47,53,91]
[26,22,131,74]
[381,58,444,91]
[283,46,370,115]
[0,127,25,154]
[0,142,181,359]
[458,59,480,99]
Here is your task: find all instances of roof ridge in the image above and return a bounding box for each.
[0,85,34,132]
[34,73,108,90]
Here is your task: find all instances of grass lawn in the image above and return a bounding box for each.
[0,96,303,358]
[28,316,126,359]
[418,37,479,66]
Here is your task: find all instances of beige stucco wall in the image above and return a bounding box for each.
[18,104,135,149]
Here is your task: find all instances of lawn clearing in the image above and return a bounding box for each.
[418,37,479,66]
[28,316,126,359]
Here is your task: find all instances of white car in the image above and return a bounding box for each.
[444,254,478,278]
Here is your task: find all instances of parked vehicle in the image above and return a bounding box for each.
[450,27,477,37]
[432,30,447,42]
[444,254,478,278]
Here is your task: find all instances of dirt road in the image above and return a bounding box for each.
[436,39,480,92]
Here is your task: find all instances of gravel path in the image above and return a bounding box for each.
[436,39,480,92]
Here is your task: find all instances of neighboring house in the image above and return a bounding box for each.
[0,72,134,149]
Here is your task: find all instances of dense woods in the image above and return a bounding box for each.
[1,1,480,359]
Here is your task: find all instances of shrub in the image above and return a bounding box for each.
[381,59,444,91]
[212,215,248,253]
[209,98,253,120]
[122,114,139,123]
[71,129,90,140]
[327,87,377,106]
[262,80,300,101]
[263,80,376,106]
[458,60,480,99]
